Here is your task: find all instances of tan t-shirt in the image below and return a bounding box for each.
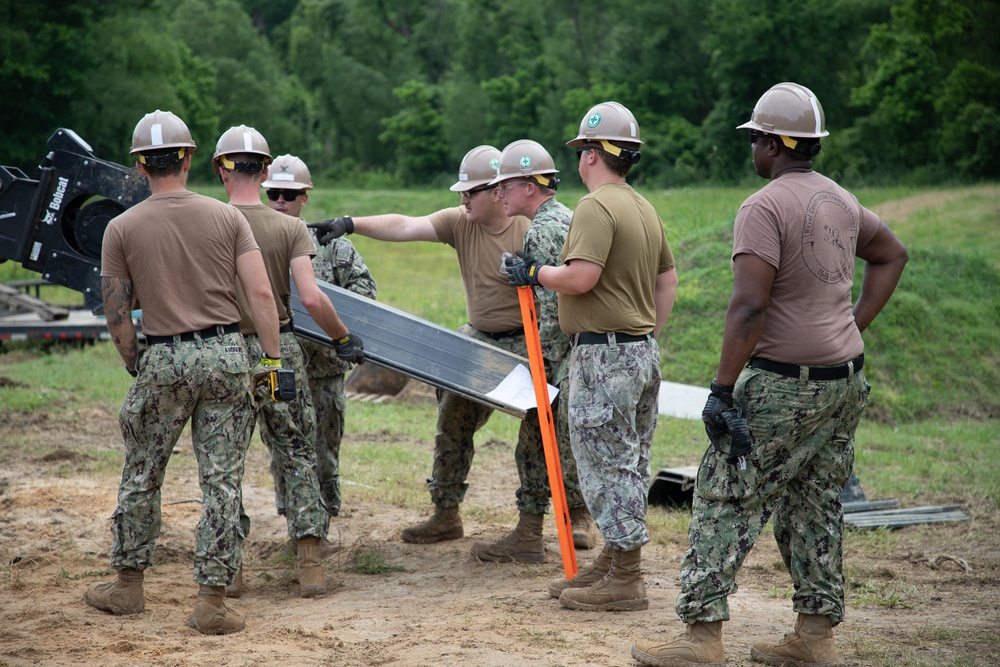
[429,206,530,333]
[732,170,881,365]
[558,183,675,335]
[234,204,316,334]
[101,191,257,336]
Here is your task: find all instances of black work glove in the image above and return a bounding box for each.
[702,381,734,446]
[307,216,354,245]
[504,250,542,286]
[723,399,754,465]
[333,332,365,365]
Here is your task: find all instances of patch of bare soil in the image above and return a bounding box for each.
[871,184,999,223]
[1,404,997,667]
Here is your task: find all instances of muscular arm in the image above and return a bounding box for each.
[101,277,139,374]
[853,222,908,333]
[714,253,776,386]
[236,250,281,358]
[352,213,440,243]
[292,255,350,339]
[653,267,679,338]
[535,259,603,295]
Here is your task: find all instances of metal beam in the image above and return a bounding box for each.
[291,279,530,418]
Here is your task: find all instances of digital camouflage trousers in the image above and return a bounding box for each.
[246,331,327,540]
[675,366,870,625]
[427,323,584,514]
[111,333,252,587]
[568,337,661,551]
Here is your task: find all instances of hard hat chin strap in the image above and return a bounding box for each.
[138,147,187,168]
[778,135,822,158]
[218,155,266,173]
[595,139,641,165]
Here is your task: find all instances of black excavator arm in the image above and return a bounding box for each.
[0,129,150,314]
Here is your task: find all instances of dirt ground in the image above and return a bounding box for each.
[0,401,997,667]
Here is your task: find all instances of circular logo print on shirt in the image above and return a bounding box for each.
[800,191,858,284]
[587,113,602,128]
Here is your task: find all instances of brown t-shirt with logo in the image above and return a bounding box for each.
[429,206,530,333]
[732,170,881,365]
[101,191,257,336]
[558,183,675,336]
[234,204,316,334]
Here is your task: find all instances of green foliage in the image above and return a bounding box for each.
[379,81,448,185]
[2,0,999,187]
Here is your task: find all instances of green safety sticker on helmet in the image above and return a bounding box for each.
[588,113,602,128]
[490,158,500,170]
[520,155,531,168]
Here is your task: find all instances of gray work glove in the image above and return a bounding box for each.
[307,216,354,245]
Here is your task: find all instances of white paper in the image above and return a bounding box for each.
[485,364,559,412]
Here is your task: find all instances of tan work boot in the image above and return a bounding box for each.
[470,511,546,563]
[751,614,841,666]
[297,537,327,598]
[400,504,463,544]
[548,544,612,598]
[186,584,244,635]
[569,506,600,550]
[631,621,726,666]
[559,546,648,611]
[225,565,243,598]
[83,567,145,615]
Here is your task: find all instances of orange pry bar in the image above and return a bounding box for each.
[516,286,577,578]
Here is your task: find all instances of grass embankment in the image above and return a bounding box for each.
[1,185,998,509]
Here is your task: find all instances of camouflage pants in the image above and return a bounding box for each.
[675,367,870,625]
[111,333,253,587]
[307,371,346,516]
[428,324,585,513]
[567,338,660,551]
[246,332,327,540]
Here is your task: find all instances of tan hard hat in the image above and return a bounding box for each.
[736,82,829,139]
[449,145,501,192]
[213,125,272,173]
[130,110,196,154]
[567,101,643,148]
[488,139,559,188]
[262,154,314,190]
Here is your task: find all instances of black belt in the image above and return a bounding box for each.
[146,323,241,345]
[749,353,864,381]
[482,327,524,340]
[246,323,294,338]
[576,332,652,345]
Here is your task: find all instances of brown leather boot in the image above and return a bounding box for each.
[559,546,648,611]
[225,565,243,599]
[569,506,600,550]
[401,504,463,544]
[548,544,612,598]
[631,621,726,666]
[297,537,327,598]
[470,511,546,563]
[83,568,145,615]
[186,584,244,635]
[751,614,841,666]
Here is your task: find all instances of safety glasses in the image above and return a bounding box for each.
[266,189,304,201]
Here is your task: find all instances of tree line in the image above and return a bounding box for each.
[2,0,997,188]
